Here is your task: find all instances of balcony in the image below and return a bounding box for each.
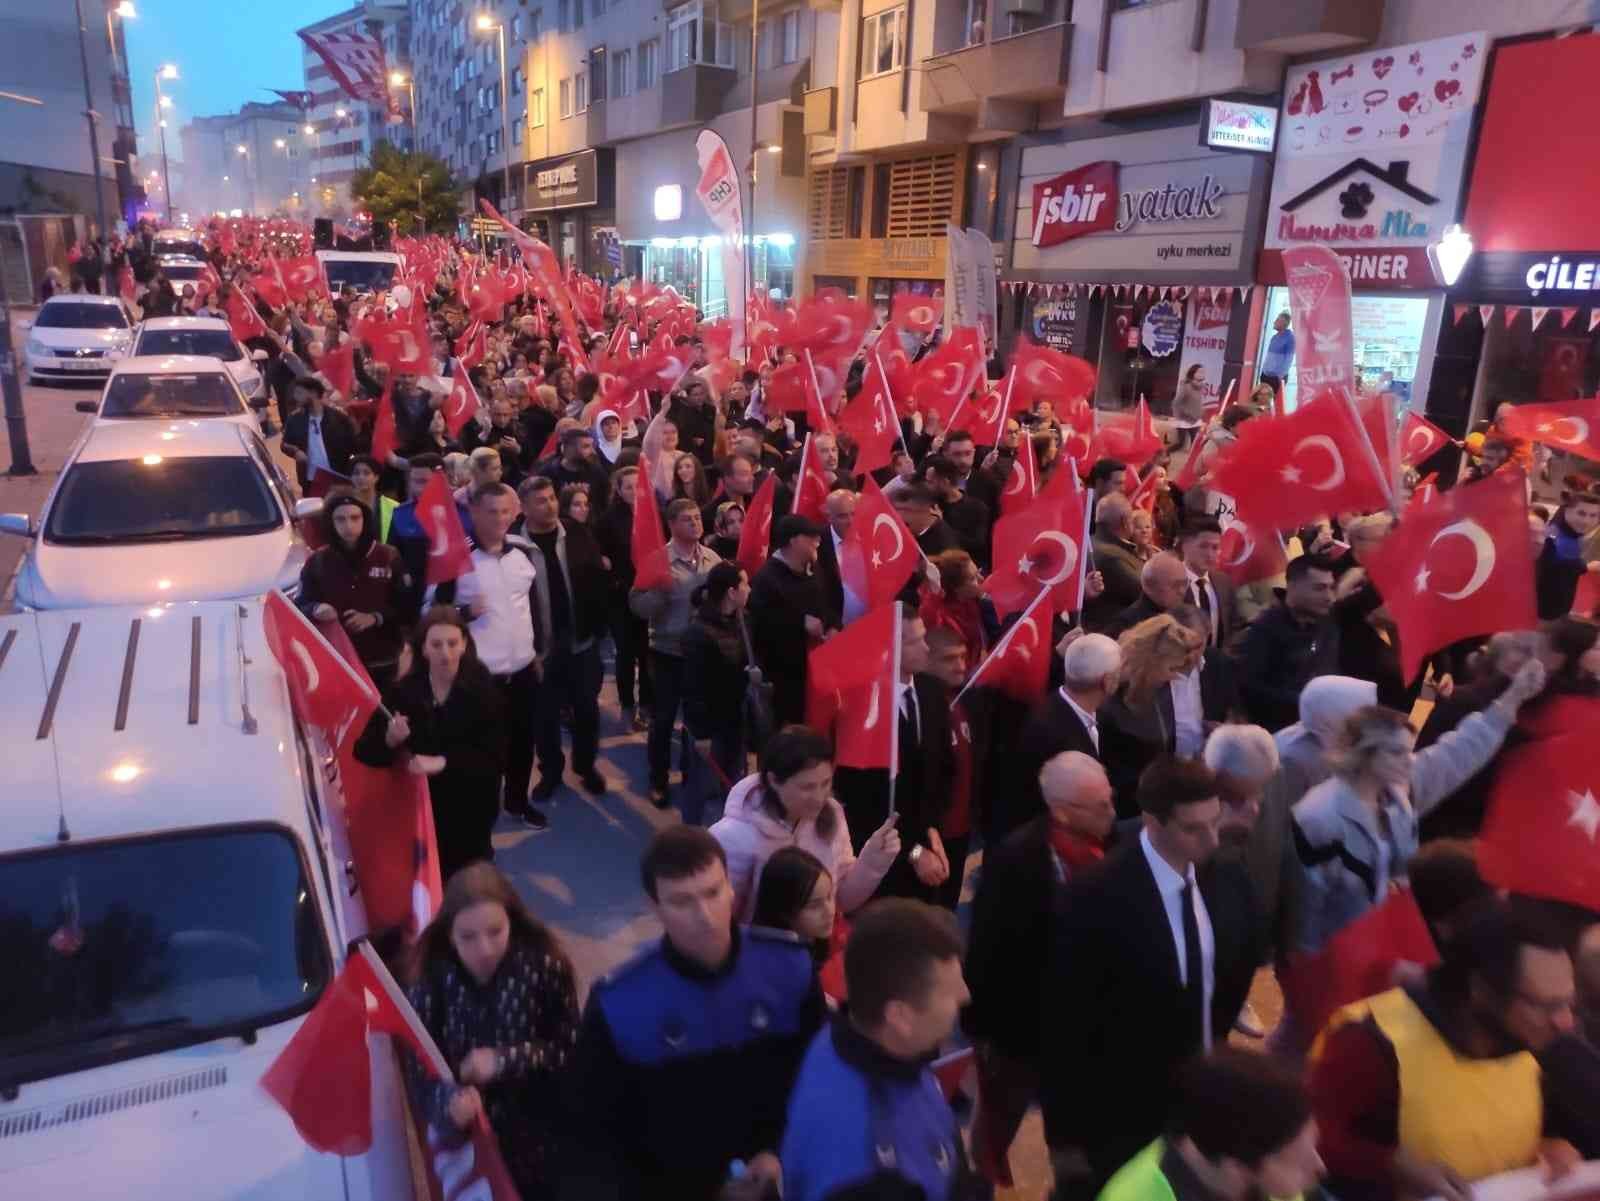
[1235,0,1383,54]
[921,21,1071,134]
[660,62,738,127]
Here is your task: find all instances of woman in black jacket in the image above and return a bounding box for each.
[355,608,506,882]
[681,561,754,825]
[403,862,579,1201]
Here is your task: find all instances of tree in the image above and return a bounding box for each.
[349,142,459,234]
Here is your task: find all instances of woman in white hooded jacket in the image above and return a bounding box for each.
[710,726,902,923]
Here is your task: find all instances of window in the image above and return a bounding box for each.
[781,10,801,63]
[513,120,523,144]
[611,48,633,98]
[511,13,523,39]
[573,0,584,26]
[530,87,546,126]
[48,457,280,543]
[667,1,733,70]
[528,8,543,39]
[860,6,906,78]
[559,77,572,117]
[512,66,524,94]
[575,69,589,111]
[639,38,659,88]
[558,0,570,29]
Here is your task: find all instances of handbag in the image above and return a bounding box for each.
[737,612,777,751]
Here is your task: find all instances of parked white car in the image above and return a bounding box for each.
[22,294,136,385]
[131,316,269,404]
[0,599,414,1201]
[0,420,319,610]
[74,356,263,434]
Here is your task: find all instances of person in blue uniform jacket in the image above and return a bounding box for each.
[782,898,975,1201]
[566,825,824,1201]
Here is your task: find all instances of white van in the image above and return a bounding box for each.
[316,250,401,297]
[0,600,415,1200]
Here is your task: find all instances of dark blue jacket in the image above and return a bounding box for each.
[782,1017,964,1201]
[388,497,473,621]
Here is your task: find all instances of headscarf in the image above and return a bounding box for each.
[1297,675,1379,745]
[593,407,624,464]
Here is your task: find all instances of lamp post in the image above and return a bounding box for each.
[70,0,109,238]
[389,70,424,232]
[303,123,319,212]
[475,16,512,214]
[236,143,251,216]
[154,64,178,223]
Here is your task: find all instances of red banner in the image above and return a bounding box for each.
[1281,245,1355,396]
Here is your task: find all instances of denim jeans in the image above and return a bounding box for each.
[648,651,687,792]
[532,643,602,782]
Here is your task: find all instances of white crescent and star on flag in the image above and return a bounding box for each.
[1280,435,1346,490]
[1414,519,1496,599]
[1568,788,1600,842]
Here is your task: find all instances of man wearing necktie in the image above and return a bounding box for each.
[1177,518,1236,650]
[1041,756,1264,1198]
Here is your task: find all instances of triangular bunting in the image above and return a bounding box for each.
[1531,307,1550,329]
[1237,286,1250,301]
[1561,307,1580,328]
[1503,306,1520,329]
[1479,305,1496,326]
[1451,303,1471,326]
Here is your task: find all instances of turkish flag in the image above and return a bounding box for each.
[1128,467,1162,515]
[791,434,833,522]
[999,428,1039,515]
[442,360,481,439]
[466,273,510,323]
[1365,467,1538,682]
[195,261,222,305]
[767,356,835,433]
[1281,890,1440,1042]
[1479,734,1600,912]
[1399,409,1454,468]
[1407,472,1440,512]
[370,379,398,464]
[892,290,941,336]
[455,320,487,369]
[1011,341,1097,414]
[225,288,268,344]
[252,255,288,310]
[1211,390,1392,530]
[912,326,987,421]
[1355,389,1400,505]
[837,354,900,475]
[791,293,874,358]
[306,466,350,499]
[737,472,778,578]
[559,329,591,376]
[117,263,136,306]
[874,323,917,415]
[281,253,325,302]
[808,603,900,771]
[963,588,1055,702]
[631,454,671,590]
[317,340,356,399]
[1216,518,1287,586]
[1087,398,1163,468]
[839,476,919,610]
[1497,397,1600,463]
[262,590,380,751]
[985,464,1087,617]
[417,471,473,585]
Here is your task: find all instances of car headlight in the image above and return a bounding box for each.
[26,339,50,359]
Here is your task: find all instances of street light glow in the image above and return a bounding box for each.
[390,71,407,86]
[115,1,137,16]
[274,138,285,148]
[335,106,347,118]
[476,14,497,30]
[159,63,178,80]
[236,144,247,154]
[158,95,172,108]
[304,124,314,135]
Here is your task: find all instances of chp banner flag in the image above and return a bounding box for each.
[1479,733,1600,914]
[839,476,920,611]
[806,602,902,772]
[736,471,778,578]
[297,28,391,104]
[944,223,983,335]
[967,227,999,349]
[1281,244,1356,397]
[693,130,747,361]
[417,470,474,585]
[1497,396,1600,464]
[1364,467,1538,682]
[1399,408,1454,468]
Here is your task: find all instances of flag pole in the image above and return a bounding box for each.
[1076,464,1094,629]
[949,584,1050,711]
[888,600,902,818]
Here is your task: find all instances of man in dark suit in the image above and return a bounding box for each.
[815,489,856,628]
[964,751,1116,1182]
[1042,756,1264,1197]
[1177,517,1240,649]
[834,611,955,903]
[1097,551,1190,638]
[891,481,960,558]
[924,454,992,570]
[943,427,1001,515]
[995,631,1122,840]
[1083,493,1144,629]
[281,376,357,489]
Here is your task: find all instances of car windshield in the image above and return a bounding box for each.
[134,329,242,361]
[155,239,206,259]
[102,373,243,418]
[322,259,396,293]
[0,827,330,1086]
[35,303,128,331]
[46,455,280,543]
[160,263,204,283]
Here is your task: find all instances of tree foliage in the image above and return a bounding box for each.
[349,142,459,234]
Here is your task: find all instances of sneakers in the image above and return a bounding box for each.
[650,787,672,810]
[507,805,549,832]
[579,769,607,796]
[1233,1001,1265,1039]
[531,777,562,803]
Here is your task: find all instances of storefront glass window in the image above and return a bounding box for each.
[1476,306,1600,412]
[813,275,857,297]
[1095,295,1187,415]
[1257,286,1431,413]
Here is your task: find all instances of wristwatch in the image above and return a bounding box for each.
[910,845,925,864]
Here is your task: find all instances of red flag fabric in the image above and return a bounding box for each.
[252,255,288,310]
[1497,397,1600,463]
[417,470,474,584]
[225,288,268,344]
[357,308,431,375]
[931,1047,977,1104]
[891,290,941,336]
[790,294,874,359]
[791,434,832,522]
[1087,400,1163,469]
[838,476,919,610]
[117,263,136,306]
[1406,472,1440,513]
[767,357,833,432]
[874,323,916,415]
[837,353,900,475]
[809,601,898,696]
[807,603,900,770]
[911,326,986,421]
[306,466,350,499]
[1011,341,1097,415]
[370,379,398,465]
[736,472,778,578]
[1216,519,1288,587]
[1282,890,1439,1042]
[442,361,482,439]
[1364,467,1538,682]
[999,428,1039,515]
[1282,244,1356,396]
[1354,389,1400,507]
[1573,570,1600,618]
[962,587,1054,702]
[317,340,356,399]
[1399,409,1453,468]
[478,198,579,333]
[262,590,380,750]
[418,1114,527,1201]
[631,454,671,590]
[281,253,325,302]
[985,465,1087,617]
[455,320,487,368]
[1210,391,1393,530]
[1479,734,1600,913]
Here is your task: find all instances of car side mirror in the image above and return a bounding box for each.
[0,513,34,537]
[75,400,97,413]
[293,497,324,520]
[251,348,269,363]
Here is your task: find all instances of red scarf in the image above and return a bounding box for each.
[1047,825,1105,874]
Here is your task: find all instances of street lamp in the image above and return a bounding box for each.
[388,70,418,148]
[152,63,179,224]
[475,16,512,214]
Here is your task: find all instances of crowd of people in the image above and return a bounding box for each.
[139,213,1600,1201]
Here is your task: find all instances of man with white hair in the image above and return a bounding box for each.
[1085,492,1144,628]
[964,751,1116,1186]
[1001,633,1122,838]
[1099,551,1191,639]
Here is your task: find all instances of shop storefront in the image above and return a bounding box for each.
[521,148,615,276]
[1444,31,1600,440]
[1003,115,1270,414]
[1256,31,1486,414]
[807,234,948,319]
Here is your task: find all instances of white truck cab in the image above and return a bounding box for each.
[0,600,415,1200]
[315,250,401,297]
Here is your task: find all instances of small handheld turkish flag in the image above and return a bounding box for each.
[986,464,1087,618]
[262,590,380,752]
[442,358,482,439]
[1215,518,1288,587]
[631,454,671,591]
[1399,408,1453,468]
[791,434,832,522]
[455,320,487,369]
[999,427,1039,516]
[736,472,777,579]
[807,603,901,772]
[837,351,900,475]
[892,290,941,336]
[225,288,268,344]
[1011,341,1097,415]
[1365,467,1538,682]
[1479,733,1600,913]
[959,586,1055,703]
[839,476,919,610]
[911,326,986,422]
[1497,396,1600,463]
[317,341,356,399]
[417,471,474,585]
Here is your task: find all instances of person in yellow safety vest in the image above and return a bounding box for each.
[1096,1049,1325,1201]
[1308,900,1587,1201]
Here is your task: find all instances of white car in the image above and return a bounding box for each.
[0,420,320,610]
[154,254,209,287]
[22,293,136,385]
[0,599,414,1201]
[152,227,207,260]
[130,316,269,404]
[74,356,263,434]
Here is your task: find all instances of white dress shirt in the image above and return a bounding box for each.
[1171,662,1206,757]
[1058,688,1100,754]
[305,411,331,478]
[1139,826,1216,1050]
[1185,566,1219,645]
[424,541,537,676]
